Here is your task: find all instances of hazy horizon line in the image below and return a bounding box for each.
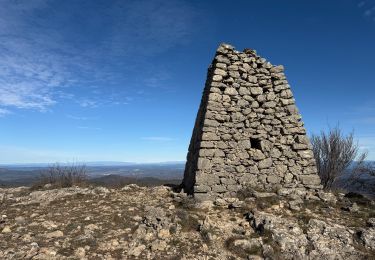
[0,160,187,166]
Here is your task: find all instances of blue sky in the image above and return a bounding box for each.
[0,0,374,163]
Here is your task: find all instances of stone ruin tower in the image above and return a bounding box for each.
[182,43,321,199]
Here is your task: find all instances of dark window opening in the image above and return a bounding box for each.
[250,138,262,150]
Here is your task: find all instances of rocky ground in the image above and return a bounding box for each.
[1,185,375,259]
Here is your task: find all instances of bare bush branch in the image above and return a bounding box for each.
[311,125,367,190]
[34,163,87,189]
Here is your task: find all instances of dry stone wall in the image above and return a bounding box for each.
[182,43,322,199]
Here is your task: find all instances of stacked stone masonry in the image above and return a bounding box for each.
[182,43,322,199]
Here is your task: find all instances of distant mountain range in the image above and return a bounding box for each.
[0,161,186,168]
[0,162,185,187]
[2,160,373,168]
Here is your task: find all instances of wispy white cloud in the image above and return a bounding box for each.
[77,126,102,130]
[357,0,375,20]
[78,99,98,108]
[0,0,197,115]
[75,95,133,108]
[142,70,171,89]
[107,0,195,57]
[66,114,97,120]
[0,108,11,117]
[0,0,71,112]
[364,6,375,16]
[359,1,366,7]
[141,137,175,141]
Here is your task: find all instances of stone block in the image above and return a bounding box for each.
[224,87,238,96]
[220,178,237,185]
[251,87,263,95]
[197,158,211,170]
[200,141,215,148]
[258,158,273,169]
[214,68,227,76]
[275,165,288,175]
[267,175,281,184]
[236,165,246,173]
[270,65,284,73]
[292,143,308,150]
[196,173,220,185]
[298,150,314,159]
[194,185,211,193]
[202,132,220,141]
[227,184,241,192]
[212,185,227,193]
[299,175,321,186]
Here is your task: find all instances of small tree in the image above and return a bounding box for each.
[311,125,367,190]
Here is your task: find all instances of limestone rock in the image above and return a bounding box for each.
[128,244,146,257]
[45,230,64,239]
[0,184,373,259]
[358,228,375,250]
[2,226,11,233]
